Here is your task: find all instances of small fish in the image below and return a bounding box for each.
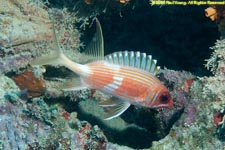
[30,19,173,120]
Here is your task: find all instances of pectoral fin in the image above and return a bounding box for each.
[99,97,130,120]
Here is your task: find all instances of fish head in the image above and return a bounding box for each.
[146,86,173,108]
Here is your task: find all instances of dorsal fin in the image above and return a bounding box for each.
[104,51,160,74]
[83,18,104,60]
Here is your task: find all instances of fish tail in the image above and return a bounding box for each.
[30,50,65,66]
[30,26,85,75]
[30,26,67,66]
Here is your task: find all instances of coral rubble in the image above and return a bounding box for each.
[0,74,130,149]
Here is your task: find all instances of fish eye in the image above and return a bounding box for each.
[159,93,169,104]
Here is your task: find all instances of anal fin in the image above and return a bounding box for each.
[61,76,88,91]
[99,97,130,120]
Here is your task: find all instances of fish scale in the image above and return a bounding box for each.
[84,60,163,104]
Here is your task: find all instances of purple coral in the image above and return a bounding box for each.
[0,53,32,74]
[77,121,107,150]
[183,104,197,126]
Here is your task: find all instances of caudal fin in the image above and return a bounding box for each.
[30,26,65,66]
[30,24,88,77]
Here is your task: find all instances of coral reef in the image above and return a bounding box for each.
[13,71,46,98]
[203,39,225,101]
[0,0,82,74]
[1,0,225,149]
[0,75,56,149]
[151,38,225,150]
[77,121,107,149]
[0,75,128,149]
[0,1,136,149]
[0,0,52,48]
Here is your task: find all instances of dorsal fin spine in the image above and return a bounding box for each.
[135,52,141,68]
[124,51,129,66]
[130,51,135,67]
[141,53,147,70]
[113,53,118,64]
[146,55,152,72]
[104,51,160,74]
[118,52,123,65]
[108,55,113,63]
[150,59,157,73]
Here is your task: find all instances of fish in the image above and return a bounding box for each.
[30,19,173,120]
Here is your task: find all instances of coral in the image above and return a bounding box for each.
[205,7,217,21]
[0,52,32,73]
[151,38,225,149]
[181,78,196,92]
[0,75,53,150]
[206,5,225,37]
[0,0,52,48]
[158,70,198,127]
[203,39,225,101]
[0,0,82,74]
[215,108,225,141]
[1,75,129,149]
[205,5,225,23]
[13,71,46,98]
[77,121,107,150]
[0,1,112,149]
[202,38,225,143]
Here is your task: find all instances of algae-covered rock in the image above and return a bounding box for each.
[151,38,225,150]
[0,0,81,74]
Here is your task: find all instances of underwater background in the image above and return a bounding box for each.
[0,0,225,149]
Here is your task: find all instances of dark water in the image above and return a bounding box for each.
[98,4,219,76]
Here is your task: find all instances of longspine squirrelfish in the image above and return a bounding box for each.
[30,19,173,120]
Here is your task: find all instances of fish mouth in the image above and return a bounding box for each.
[161,100,174,108]
[151,100,174,109]
[152,104,172,108]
